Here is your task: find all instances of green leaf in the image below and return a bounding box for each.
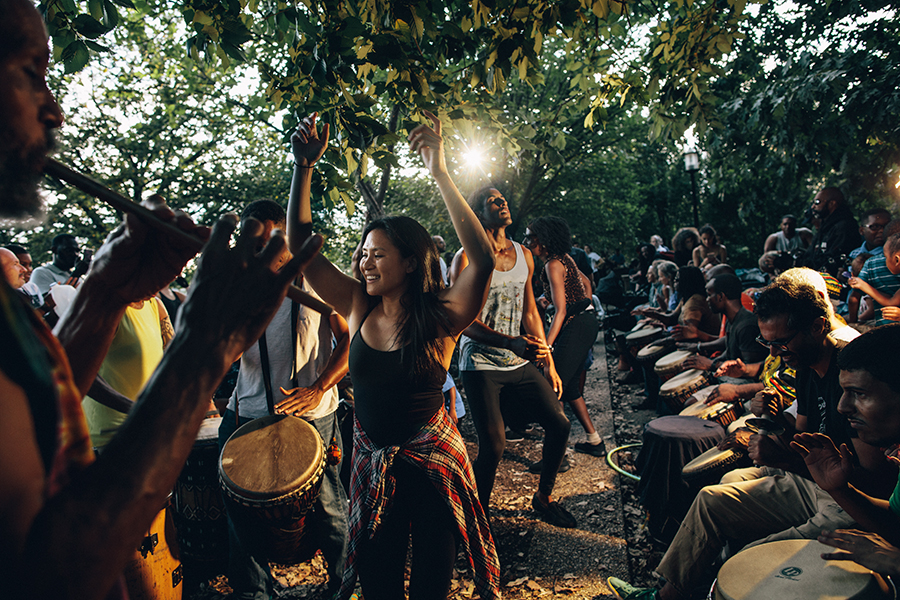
[88,0,104,21]
[72,14,108,39]
[57,0,77,14]
[61,40,90,73]
[102,0,119,28]
[220,41,247,61]
[84,39,110,52]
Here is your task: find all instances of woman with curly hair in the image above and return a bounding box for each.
[671,227,701,267]
[524,216,605,457]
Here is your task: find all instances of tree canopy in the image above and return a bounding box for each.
[39,0,752,208]
[7,0,897,272]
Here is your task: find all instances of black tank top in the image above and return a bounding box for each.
[158,292,182,321]
[349,311,445,448]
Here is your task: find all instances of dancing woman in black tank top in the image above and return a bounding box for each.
[287,112,500,600]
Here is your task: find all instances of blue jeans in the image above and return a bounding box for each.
[219,410,348,599]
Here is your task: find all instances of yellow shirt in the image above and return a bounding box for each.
[82,299,164,447]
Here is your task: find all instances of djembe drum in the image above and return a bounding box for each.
[219,414,326,565]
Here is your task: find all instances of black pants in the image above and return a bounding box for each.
[355,460,459,600]
[553,311,599,402]
[462,363,570,506]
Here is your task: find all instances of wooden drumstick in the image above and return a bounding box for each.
[43,157,334,316]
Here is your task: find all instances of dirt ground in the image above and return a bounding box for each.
[184,329,663,600]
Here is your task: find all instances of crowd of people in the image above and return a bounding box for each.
[2,1,900,599]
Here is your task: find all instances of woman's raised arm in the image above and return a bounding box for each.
[287,113,365,319]
[407,111,494,334]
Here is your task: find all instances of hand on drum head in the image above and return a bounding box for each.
[817,529,900,578]
[177,216,323,363]
[790,432,854,493]
[717,428,752,452]
[683,354,713,371]
[275,385,325,417]
[707,383,740,404]
[671,323,698,341]
[87,194,210,305]
[715,358,746,379]
[750,388,784,418]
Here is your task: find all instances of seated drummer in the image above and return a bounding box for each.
[705,268,857,409]
[608,270,898,600]
[631,266,721,406]
[792,325,900,580]
[675,274,767,383]
[633,266,720,342]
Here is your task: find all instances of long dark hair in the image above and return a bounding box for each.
[672,227,700,253]
[676,266,706,299]
[361,216,451,376]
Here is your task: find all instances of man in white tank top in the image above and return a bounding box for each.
[451,187,577,529]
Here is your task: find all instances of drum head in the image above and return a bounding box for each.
[626,327,662,342]
[219,415,324,500]
[644,415,724,440]
[682,445,741,479]
[637,343,667,358]
[661,368,707,394]
[679,401,718,420]
[689,385,717,406]
[196,416,222,444]
[716,539,890,600]
[655,350,692,370]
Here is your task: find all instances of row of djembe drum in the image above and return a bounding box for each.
[625,327,895,600]
[626,325,741,420]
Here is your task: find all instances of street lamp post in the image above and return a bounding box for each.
[684,150,700,229]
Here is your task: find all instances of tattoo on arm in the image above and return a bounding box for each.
[160,314,174,348]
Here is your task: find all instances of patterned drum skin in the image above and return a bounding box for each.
[660,369,710,414]
[173,416,228,568]
[625,327,663,358]
[712,539,891,600]
[219,414,325,565]
[654,350,694,382]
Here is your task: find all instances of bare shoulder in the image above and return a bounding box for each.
[521,244,536,271]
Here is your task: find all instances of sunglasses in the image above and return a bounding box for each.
[756,330,799,352]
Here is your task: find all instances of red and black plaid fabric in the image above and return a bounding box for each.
[339,407,501,599]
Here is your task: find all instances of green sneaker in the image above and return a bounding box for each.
[607,577,659,600]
